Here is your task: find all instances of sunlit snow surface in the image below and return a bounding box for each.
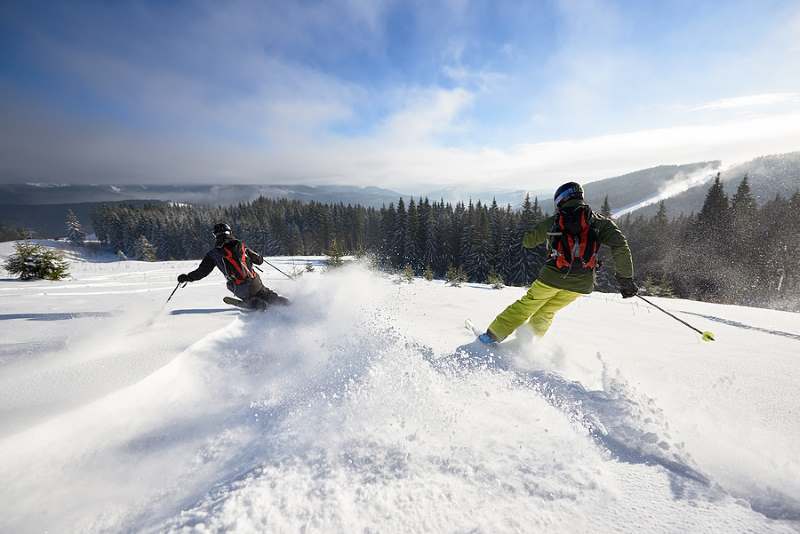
[0,241,798,533]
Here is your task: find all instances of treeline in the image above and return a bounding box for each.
[90,195,568,288]
[0,223,29,242]
[620,175,800,310]
[89,176,800,310]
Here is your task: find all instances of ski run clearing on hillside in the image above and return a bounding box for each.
[0,241,799,533]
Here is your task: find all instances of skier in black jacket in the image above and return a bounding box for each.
[177,223,289,310]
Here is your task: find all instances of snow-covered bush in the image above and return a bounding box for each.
[401,264,415,283]
[445,265,467,287]
[133,236,157,261]
[487,270,505,289]
[423,265,434,281]
[4,242,70,280]
[326,239,344,268]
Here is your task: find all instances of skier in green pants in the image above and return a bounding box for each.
[479,182,637,344]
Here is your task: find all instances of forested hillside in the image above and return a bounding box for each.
[632,152,800,218]
[618,175,800,310]
[87,175,800,310]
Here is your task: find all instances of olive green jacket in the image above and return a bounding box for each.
[522,200,634,294]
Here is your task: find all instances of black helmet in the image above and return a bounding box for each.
[554,182,584,207]
[213,222,232,238]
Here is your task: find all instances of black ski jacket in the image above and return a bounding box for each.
[186,239,266,299]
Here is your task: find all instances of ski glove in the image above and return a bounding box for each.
[177,273,191,283]
[616,276,638,298]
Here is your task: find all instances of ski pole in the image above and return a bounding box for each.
[166,282,187,303]
[257,260,295,281]
[636,295,715,341]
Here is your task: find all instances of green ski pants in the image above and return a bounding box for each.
[488,280,582,340]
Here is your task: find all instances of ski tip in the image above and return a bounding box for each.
[464,319,485,338]
[702,331,715,342]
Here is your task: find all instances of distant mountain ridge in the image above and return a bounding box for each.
[422,162,723,213]
[0,184,405,208]
[2,151,798,237]
[628,152,800,218]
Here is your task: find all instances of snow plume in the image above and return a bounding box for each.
[613,163,723,218]
[0,264,398,532]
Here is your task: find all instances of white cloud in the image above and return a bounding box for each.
[442,64,508,91]
[3,0,800,193]
[378,87,474,143]
[693,93,800,111]
[4,85,799,191]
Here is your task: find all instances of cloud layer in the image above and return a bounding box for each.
[1,0,799,190]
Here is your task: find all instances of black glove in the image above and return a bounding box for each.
[616,276,638,298]
[177,273,191,283]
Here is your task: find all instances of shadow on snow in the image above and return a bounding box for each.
[0,312,113,321]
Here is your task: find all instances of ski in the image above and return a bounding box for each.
[464,319,482,337]
[466,319,501,345]
[223,296,257,311]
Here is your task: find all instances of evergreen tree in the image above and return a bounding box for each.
[392,198,407,268]
[404,199,420,271]
[65,210,86,245]
[326,238,344,267]
[600,196,612,217]
[401,264,415,283]
[422,210,438,274]
[487,199,502,272]
[287,223,305,255]
[731,175,757,243]
[697,173,731,233]
[4,242,70,280]
[134,235,157,261]
[464,205,490,282]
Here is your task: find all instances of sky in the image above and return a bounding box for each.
[1,0,799,192]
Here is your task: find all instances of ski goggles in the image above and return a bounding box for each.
[555,186,580,206]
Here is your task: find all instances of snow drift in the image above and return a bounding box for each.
[0,254,799,533]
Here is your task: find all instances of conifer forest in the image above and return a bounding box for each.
[89,176,800,311]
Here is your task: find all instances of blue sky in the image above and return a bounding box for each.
[1,0,799,190]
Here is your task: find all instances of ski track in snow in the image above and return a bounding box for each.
[677,311,800,342]
[0,245,798,533]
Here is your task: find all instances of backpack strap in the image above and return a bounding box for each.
[222,241,256,285]
[547,205,600,272]
[577,208,600,269]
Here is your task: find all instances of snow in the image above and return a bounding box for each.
[0,241,798,533]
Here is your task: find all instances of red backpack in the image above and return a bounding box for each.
[221,240,256,285]
[547,205,600,272]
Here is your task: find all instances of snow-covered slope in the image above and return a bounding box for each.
[0,242,798,533]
